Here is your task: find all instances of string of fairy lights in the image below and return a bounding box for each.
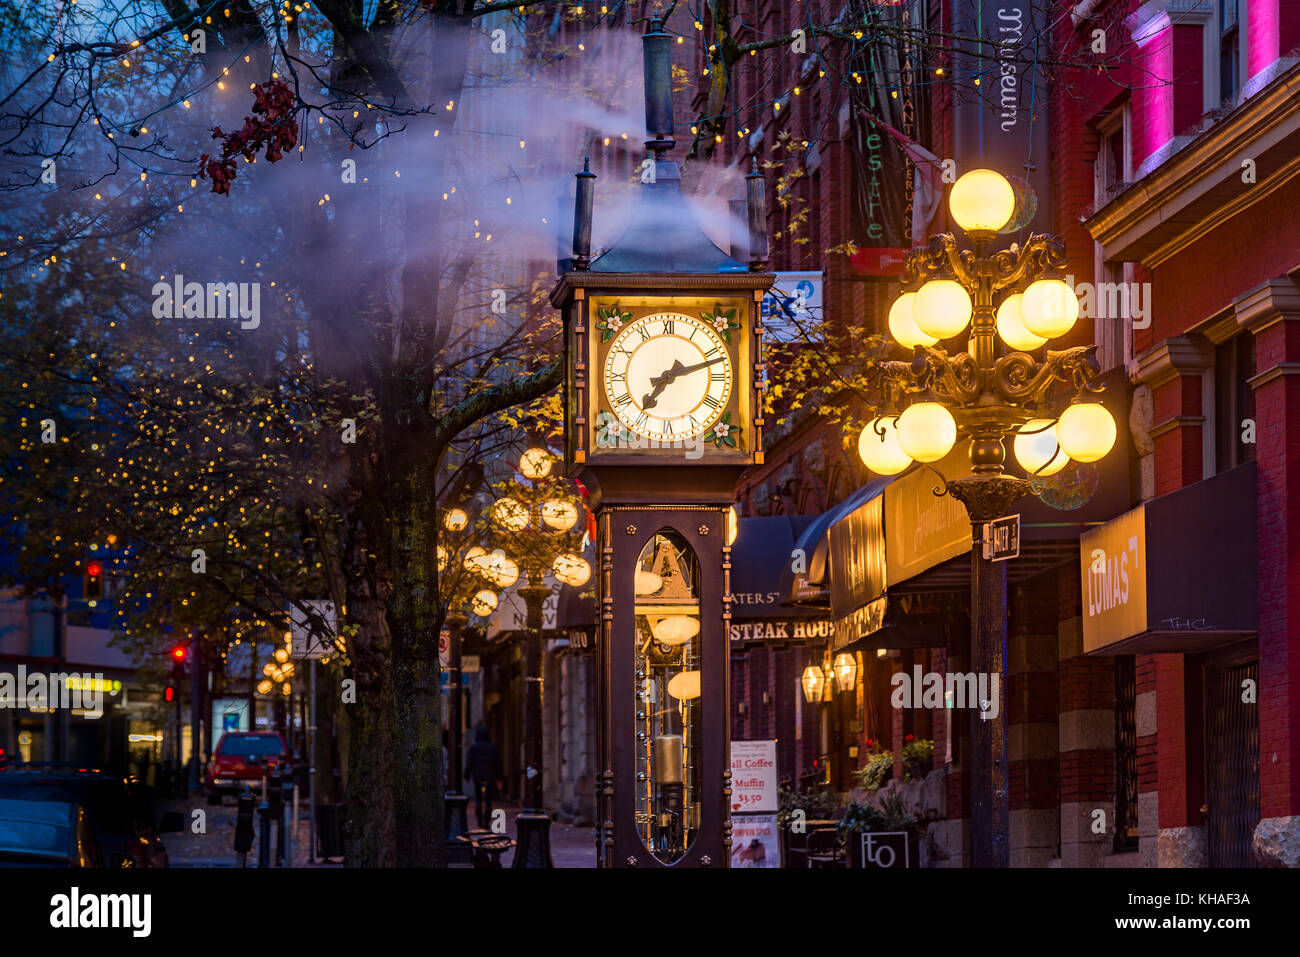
[0,2,1134,714]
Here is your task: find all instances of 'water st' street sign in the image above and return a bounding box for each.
[983,514,1020,562]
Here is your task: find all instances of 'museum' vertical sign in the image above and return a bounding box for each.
[952,0,1052,232]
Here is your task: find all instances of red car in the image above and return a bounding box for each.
[204,732,291,805]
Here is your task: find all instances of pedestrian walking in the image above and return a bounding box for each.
[464,725,502,830]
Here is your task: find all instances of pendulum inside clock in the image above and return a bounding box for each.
[633,529,703,863]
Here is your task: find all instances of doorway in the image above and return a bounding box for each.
[1202,650,1259,867]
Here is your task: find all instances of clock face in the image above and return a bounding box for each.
[602,312,734,442]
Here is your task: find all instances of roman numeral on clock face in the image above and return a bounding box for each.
[704,346,721,358]
[633,411,649,430]
[613,393,632,407]
[662,318,674,335]
[636,325,651,342]
[702,394,721,411]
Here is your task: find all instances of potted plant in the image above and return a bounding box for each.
[839,791,918,868]
[855,744,895,792]
[901,736,935,781]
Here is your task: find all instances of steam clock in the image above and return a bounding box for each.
[550,20,772,867]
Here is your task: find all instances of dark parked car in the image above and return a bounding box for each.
[0,765,182,867]
[204,732,291,804]
[0,798,103,867]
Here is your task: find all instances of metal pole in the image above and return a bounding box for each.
[450,628,463,785]
[189,639,202,792]
[308,658,316,864]
[521,578,548,810]
[174,672,184,795]
[257,800,270,868]
[55,597,69,762]
[514,574,555,868]
[968,523,1009,868]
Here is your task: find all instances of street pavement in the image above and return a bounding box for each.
[162,794,595,867]
[499,805,596,868]
[161,792,338,868]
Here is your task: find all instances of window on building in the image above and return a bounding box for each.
[1219,0,1240,104]
[1114,655,1139,852]
[1214,334,1256,472]
[1093,106,1133,371]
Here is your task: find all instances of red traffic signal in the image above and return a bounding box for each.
[164,686,175,702]
[171,645,187,662]
[84,560,105,601]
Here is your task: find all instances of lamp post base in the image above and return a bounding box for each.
[445,793,471,864]
[513,811,554,868]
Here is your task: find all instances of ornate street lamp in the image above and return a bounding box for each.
[858,168,1117,867]
[467,447,589,867]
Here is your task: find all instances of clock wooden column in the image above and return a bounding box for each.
[552,272,772,868]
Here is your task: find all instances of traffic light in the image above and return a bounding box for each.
[84,561,104,600]
[170,644,187,689]
[164,686,175,703]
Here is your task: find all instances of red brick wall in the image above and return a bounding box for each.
[1252,318,1300,817]
[1155,655,1206,828]
[1145,177,1300,351]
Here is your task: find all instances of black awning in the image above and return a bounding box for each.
[730,516,833,647]
[731,515,823,619]
[775,477,894,608]
[1082,461,1257,654]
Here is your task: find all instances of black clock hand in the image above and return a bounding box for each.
[641,355,727,409]
[651,354,726,386]
[641,359,683,411]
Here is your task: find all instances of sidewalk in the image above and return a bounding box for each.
[161,794,595,867]
[496,805,596,868]
[160,793,339,868]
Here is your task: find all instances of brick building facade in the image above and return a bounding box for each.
[533,0,1295,865]
[685,0,1298,866]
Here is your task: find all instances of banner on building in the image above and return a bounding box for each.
[847,0,930,276]
[951,0,1053,234]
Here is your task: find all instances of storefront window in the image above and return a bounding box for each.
[633,529,702,864]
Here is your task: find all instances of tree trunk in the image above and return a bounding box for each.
[386,443,446,867]
[342,478,399,866]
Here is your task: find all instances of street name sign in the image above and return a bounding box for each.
[982,514,1020,562]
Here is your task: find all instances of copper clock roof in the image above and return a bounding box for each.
[587,160,747,275]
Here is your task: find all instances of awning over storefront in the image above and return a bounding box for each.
[730,516,833,646]
[1081,462,1257,655]
[825,482,950,651]
[828,488,887,649]
[775,477,894,608]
